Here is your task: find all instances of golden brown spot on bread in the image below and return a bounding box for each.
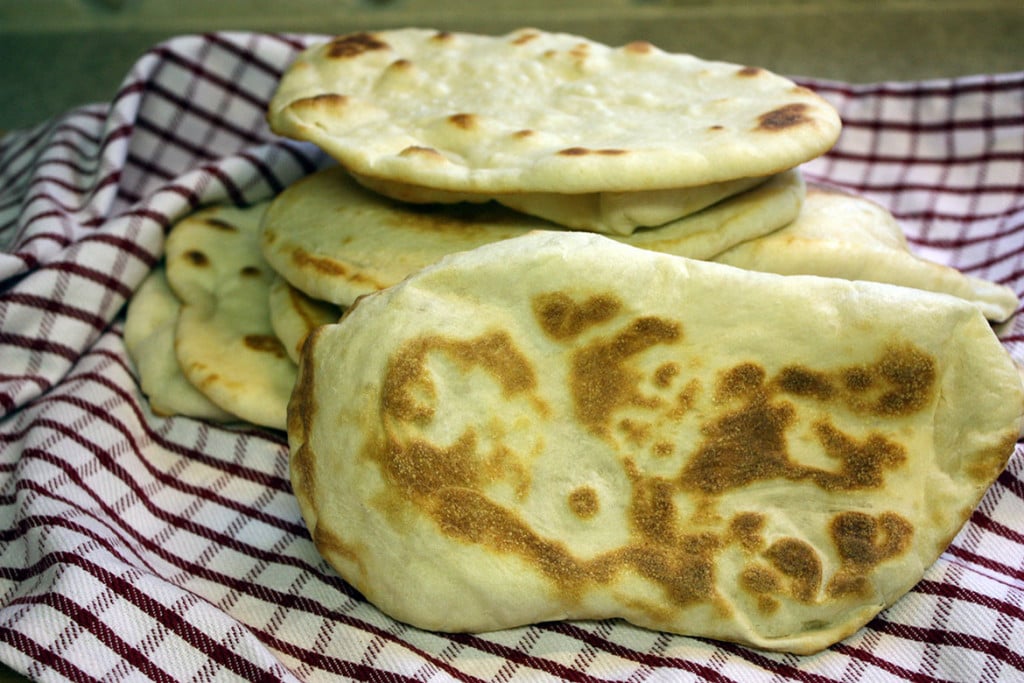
[627,463,678,544]
[682,380,795,495]
[630,533,721,607]
[569,43,591,60]
[568,486,599,519]
[382,330,540,426]
[827,511,913,598]
[291,248,346,277]
[598,149,628,156]
[715,362,765,401]
[832,511,913,566]
[775,344,936,418]
[741,565,782,614]
[757,103,812,131]
[624,40,654,54]
[619,418,652,445]
[681,355,913,496]
[741,564,780,595]
[326,32,389,59]
[729,512,766,552]
[388,58,413,70]
[290,248,384,290]
[671,378,702,418]
[292,93,349,113]
[765,538,822,602]
[810,422,906,490]
[383,431,480,495]
[558,147,590,156]
[448,113,477,130]
[652,441,674,458]
[287,325,322,508]
[775,366,834,400]
[872,344,936,416]
[239,266,262,278]
[965,430,1018,484]
[843,367,874,392]
[203,217,238,231]
[431,31,454,42]
[512,129,535,139]
[737,66,764,77]
[533,292,621,341]
[243,334,286,358]
[654,362,680,388]
[434,487,581,588]
[571,317,682,436]
[184,250,208,267]
[511,31,540,45]
[399,145,446,161]
[313,524,366,576]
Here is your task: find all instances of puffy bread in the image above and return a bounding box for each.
[165,203,296,430]
[715,185,1020,322]
[350,170,768,235]
[268,275,343,364]
[262,165,804,306]
[268,29,840,203]
[290,230,1023,654]
[123,265,236,422]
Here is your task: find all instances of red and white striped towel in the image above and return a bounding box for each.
[2,32,1023,682]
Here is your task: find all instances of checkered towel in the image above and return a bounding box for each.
[2,32,1023,682]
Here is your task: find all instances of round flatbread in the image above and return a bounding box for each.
[268,28,840,200]
[290,230,1022,654]
[268,275,343,364]
[261,165,804,306]
[714,185,1020,322]
[123,264,236,422]
[349,169,769,235]
[165,203,296,431]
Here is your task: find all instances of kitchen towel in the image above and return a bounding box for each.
[1,31,1023,682]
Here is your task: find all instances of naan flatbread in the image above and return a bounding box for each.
[165,203,295,430]
[290,230,1022,654]
[123,264,236,422]
[268,275,343,364]
[262,165,804,306]
[715,185,1019,322]
[268,28,839,234]
[350,170,769,235]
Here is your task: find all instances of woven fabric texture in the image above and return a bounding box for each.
[1,32,1023,682]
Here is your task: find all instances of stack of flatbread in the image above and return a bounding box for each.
[123,27,1024,654]
[125,203,340,430]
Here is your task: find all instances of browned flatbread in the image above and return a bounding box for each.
[261,165,804,306]
[715,185,1019,322]
[268,28,840,234]
[165,203,296,430]
[289,231,1023,654]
